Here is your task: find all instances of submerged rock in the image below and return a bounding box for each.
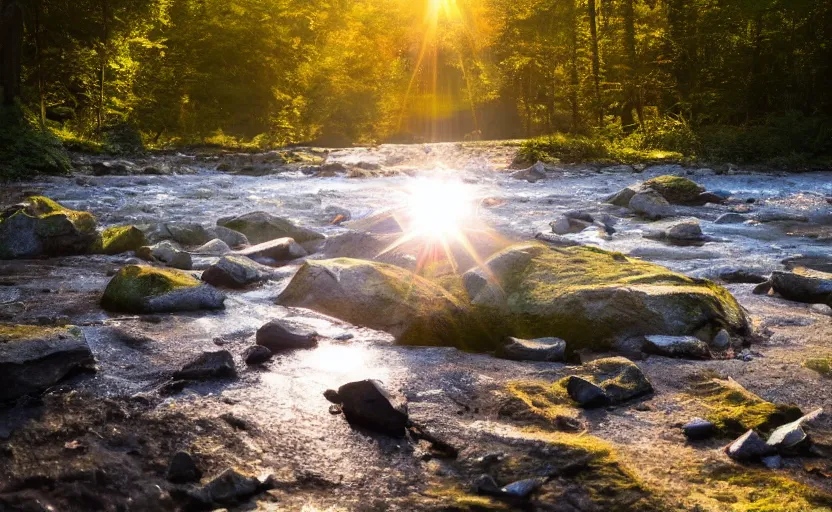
[236,237,307,262]
[0,324,95,401]
[173,350,236,381]
[770,268,832,306]
[201,255,272,288]
[217,211,324,244]
[334,379,409,436]
[255,319,318,351]
[644,335,710,359]
[277,258,467,346]
[101,265,226,313]
[499,336,566,362]
[0,196,98,259]
[462,243,747,351]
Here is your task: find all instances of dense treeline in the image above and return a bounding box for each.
[1,0,831,155]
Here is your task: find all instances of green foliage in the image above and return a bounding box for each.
[804,358,832,378]
[100,122,144,155]
[0,107,71,181]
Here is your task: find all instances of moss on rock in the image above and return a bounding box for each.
[803,357,832,377]
[503,379,581,429]
[643,175,704,204]
[0,196,98,258]
[101,265,209,313]
[689,377,803,436]
[91,225,147,255]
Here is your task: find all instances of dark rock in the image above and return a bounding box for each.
[726,430,775,461]
[755,211,808,223]
[549,216,592,235]
[166,222,215,247]
[166,451,201,484]
[213,226,249,249]
[719,269,768,284]
[501,477,546,499]
[695,191,726,205]
[0,197,98,259]
[565,376,609,408]
[683,418,716,441]
[762,454,782,469]
[474,474,501,495]
[235,237,307,261]
[753,281,773,295]
[201,255,272,288]
[173,350,236,381]
[203,468,261,506]
[323,389,340,403]
[770,269,832,306]
[256,319,318,352]
[715,213,747,225]
[243,345,272,365]
[583,357,653,404]
[0,325,95,401]
[605,187,637,207]
[499,336,566,362]
[782,256,832,274]
[564,210,594,223]
[335,379,409,436]
[711,329,732,350]
[644,335,710,360]
[217,211,324,244]
[534,232,582,247]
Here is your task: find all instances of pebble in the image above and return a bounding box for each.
[683,418,716,441]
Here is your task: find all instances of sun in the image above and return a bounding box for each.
[426,0,461,24]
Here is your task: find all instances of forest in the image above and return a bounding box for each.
[2,0,832,176]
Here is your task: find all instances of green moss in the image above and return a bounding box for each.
[804,357,832,378]
[420,487,509,511]
[643,175,704,204]
[23,196,97,234]
[689,377,803,436]
[0,324,66,342]
[706,466,832,512]
[91,225,147,255]
[504,379,580,428]
[101,265,200,312]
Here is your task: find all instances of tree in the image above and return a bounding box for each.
[0,0,24,106]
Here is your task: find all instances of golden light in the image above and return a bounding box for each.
[426,0,462,24]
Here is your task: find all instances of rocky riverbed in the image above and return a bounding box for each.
[1,142,831,511]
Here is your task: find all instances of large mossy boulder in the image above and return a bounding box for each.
[101,265,225,313]
[463,242,747,351]
[0,196,98,259]
[643,175,704,204]
[217,211,324,244]
[0,324,95,401]
[276,258,469,346]
[91,225,147,255]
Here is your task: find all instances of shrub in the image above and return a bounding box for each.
[0,107,71,181]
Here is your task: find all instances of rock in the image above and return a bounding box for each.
[770,269,832,306]
[499,337,566,362]
[712,329,732,350]
[236,237,307,262]
[173,350,236,381]
[0,302,26,320]
[629,190,673,220]
[605,187,637,207]
[715,213,747,225]
[549,216,592,235]
[753,281,773,295]
[726,430,775,461]
[683,418,716,440]
[165,222,215,247]
[643,175,705,204]
[91,160,137,175]
[166,451,201,484]
[755,211,809,223]
[462,243,747,351]
[320,205,352,225]
[0,196,98,259]
[334,379,409,436]
[142,241,193,270]
[343,211,403,234]
[810,304,832,316]
[213,226,249,248]
[243,345,273,365]
[474,474,501,495]
[194,238,231,255]
[0,324,95,401]
[695,192,726,205]
[601,164,635,174]
[323,389,340,403]
[584,357,653,404]
[719,269,768,284]
[101,265,226,313]
[92,225,146,255]
[783,256,832,274]
[762,454,782,469]
[203,469,261,506]
[644,335,710,359]
[766,408,823,452]
[501,477,546,499]
[510,161,546,182]
[255,319,318,352]
[278,258,467,347]
[217,211,324,244]
[201,255,272,289]
[534,232,582,247]
[665,220,705,241]
[565,376,609,408]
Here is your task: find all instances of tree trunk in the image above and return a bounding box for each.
[98,0,109,131]
[35,0,45,127]
[567,0,580,132]
[0,0,24,106]
[622,0,639,132]
[588,0,603,127]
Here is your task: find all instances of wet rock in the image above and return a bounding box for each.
[629,189,673,220]
[719,269,768,284]
[92,225,146,255]
[255,319,318,351]
[173,350,236,381]
[510,161,546,182]
[0,196,98,259]
[243,345,273,365]
[334,379,409,436]
[202,468,261,506]
[695,191,727,205]
[565,376,608,408]
[141,241,193,270]
[753,281,773,295]
[499,337,566,362]
[194,238,231,255]
[201,255,272,289]
[549,216,592,235]
[766,408,823,453]
[770,269,832,306]
[810,304,832,316]
[645,219,706,243]
[0,324,95,401]
[643,175,705,204]
[0,301,25,319]
[715,213,747,225]
[217,211,324,244]
[644,335,710,359]
[602,164,635,174]
[762,454,782,469]
[712,329,732,350]
[320,205,352,225]
[534,232,582,247]
[783,255,832,274]
[236,237,307,261]
[605,187,637,207]
[755,211,809,223]
[166,222,216,247]
[726,430,775,461]
[343,211,403,234]
[213,226,249,249]
[683,418,716,440]
[166,451,201,484]
[462,243,747,351]
[91,160,138,175]
[101,265,226,313]
[278,258,466,346]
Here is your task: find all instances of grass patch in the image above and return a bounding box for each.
[706,466,832,512]
[803,358,832,378]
